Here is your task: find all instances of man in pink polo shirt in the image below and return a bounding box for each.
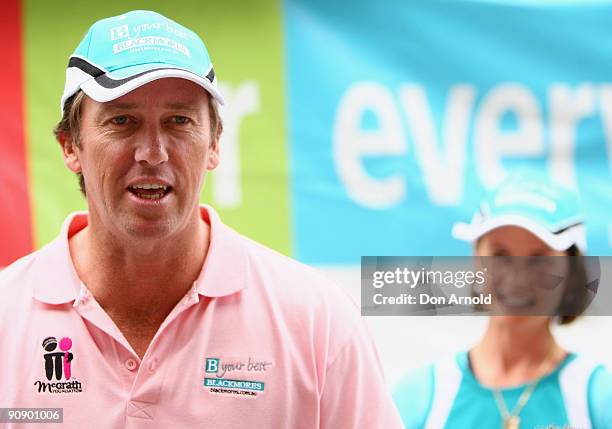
[0,10,402,429]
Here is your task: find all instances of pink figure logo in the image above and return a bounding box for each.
[59,337,73,380]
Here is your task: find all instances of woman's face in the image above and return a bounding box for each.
[475,226,568,319]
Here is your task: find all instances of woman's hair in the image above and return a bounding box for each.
[556,245,590,325]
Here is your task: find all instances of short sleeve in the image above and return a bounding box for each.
[319,322,404,429]
[393,365,434,429]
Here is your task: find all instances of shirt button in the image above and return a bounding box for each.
[125,358,138,371]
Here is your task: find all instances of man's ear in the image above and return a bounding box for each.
[206,125,222,171]
[58,133,82,173]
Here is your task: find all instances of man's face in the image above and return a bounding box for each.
[63,78,219,241]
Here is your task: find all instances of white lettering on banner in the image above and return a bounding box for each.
[332,82,612,209]
[399,84,475,205]
[212,81,260,208]
[333,82,407,208]
[474,83,545,189]
[334,81,612,209]
[548,84,596,189]
[597,85,612,178]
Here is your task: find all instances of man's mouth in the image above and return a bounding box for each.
[127,184,173,201]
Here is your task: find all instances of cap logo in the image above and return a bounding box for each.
[109,25,129,41]
[110,22,191,41]
[112,36,191,57]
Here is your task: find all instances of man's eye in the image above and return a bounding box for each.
[111,116,130,125]
[171,116,191,124]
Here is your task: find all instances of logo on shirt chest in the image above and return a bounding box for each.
[203,356,273,398]
[34,336,83,394]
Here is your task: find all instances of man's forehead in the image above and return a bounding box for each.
[93,78,210,111]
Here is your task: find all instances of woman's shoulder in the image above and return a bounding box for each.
[393,353,468,429]
[393,363,435,429]
[588,363,612,429]
[559,353,612,429]
[394,362,435,398]
[590,363,612,389]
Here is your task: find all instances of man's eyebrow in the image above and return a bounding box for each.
[93,102,139,122]
[101,102,139,111]
[164,102,201,111]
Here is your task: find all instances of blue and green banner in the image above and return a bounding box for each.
[286,0,612,263]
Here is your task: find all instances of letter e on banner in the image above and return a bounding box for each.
[333,82,406,209]
[474,83,544,189]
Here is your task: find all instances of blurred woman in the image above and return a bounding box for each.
[393,175,612,428]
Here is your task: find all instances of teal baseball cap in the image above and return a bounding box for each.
[60,10,224,112]
[452,173,587,252]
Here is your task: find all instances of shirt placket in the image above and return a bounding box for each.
[73,282,201,427]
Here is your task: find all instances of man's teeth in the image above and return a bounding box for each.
[129,184,169,200]
[138,193,165,200]
[131,184,168,190]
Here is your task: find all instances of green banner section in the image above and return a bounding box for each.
[24,0,290,254]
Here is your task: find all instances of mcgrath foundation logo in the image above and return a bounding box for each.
[34,336,83,394]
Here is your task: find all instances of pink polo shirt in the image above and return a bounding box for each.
[0,205,402,428]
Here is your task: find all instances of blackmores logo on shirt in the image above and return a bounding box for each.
[34,336,83,394]
[203,356,272,398]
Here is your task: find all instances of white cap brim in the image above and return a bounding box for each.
[81,68,224,105]
[61,57,224,112]
[452,214,587,252]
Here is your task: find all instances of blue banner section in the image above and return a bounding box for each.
[285,0,612,264]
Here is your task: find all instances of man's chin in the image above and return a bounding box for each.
[119,215,177,242]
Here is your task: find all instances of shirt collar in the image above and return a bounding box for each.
[32,205,248,304]
[31,211,87,304]
[194,205,249,297]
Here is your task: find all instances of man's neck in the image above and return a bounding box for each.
[68,209,210,326]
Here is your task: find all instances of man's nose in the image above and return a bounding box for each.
[134,125,169,166]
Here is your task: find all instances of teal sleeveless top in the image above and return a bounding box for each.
[394,352,612,428]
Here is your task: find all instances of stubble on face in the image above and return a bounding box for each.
[74,78,217,247]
